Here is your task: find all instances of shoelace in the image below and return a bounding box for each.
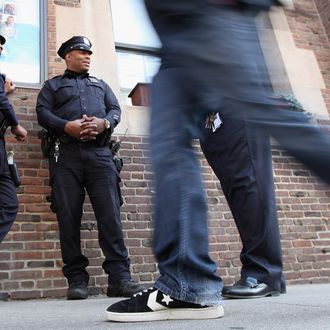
[133,287,154,297]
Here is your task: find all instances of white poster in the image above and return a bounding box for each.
[0,0,41,84]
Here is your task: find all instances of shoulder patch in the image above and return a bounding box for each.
[88,76,99,84]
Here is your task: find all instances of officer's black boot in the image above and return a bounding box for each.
[0,292,10,301]
[67,281,88,300]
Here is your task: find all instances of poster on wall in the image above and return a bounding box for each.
[0,0,40,84]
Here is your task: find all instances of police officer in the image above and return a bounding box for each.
[201,112,285,298]
[36,36,144,300]
[1,35,27,302]
[0,33,27,245]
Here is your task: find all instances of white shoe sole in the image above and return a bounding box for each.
[106,305,224,322]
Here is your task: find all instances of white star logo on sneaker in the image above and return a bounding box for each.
[147,290,167,311]
[161,294,173,306]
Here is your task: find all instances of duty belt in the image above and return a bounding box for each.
[57,131,110,147]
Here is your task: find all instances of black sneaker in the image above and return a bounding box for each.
[67,281,88,300]
[106,287,224,322]
[107,278,145,297]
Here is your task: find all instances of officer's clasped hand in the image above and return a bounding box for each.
[64,118,86,140]
[80,114,106,142]
[63,115,107,142]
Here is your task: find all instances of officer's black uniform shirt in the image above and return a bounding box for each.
[0,73,18,126]
[36,69,121,135]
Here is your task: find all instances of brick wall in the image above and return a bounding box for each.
[314,0,330,43]
[3,135,330,300]
[1,0,330,300]
[48,1,66,77]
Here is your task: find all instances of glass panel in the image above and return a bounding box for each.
[117,52,145,90]
[110,0,160,48]
[117,51,160,90]
[144,56,160,82]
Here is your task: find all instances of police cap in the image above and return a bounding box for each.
[57,36,92,59]
[0,34,6,45]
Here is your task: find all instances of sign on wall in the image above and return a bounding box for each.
[0,0,41,84]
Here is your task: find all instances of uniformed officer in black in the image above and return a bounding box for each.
[36,36,144,300]
[199,13,286,297]
[0,34,27,245]
[201,113,285,298]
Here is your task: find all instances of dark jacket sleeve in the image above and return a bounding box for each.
[237,0,282,7]
[36,81,68,135]
[0,75,18,126]
[103,81,121,127]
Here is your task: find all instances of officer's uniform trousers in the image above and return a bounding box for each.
[200,115,284,292]
[0,138,18,242]
[49,141,130,284]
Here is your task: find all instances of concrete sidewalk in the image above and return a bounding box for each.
[1,283,330,329]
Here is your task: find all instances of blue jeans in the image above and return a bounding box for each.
[150,68,222,306]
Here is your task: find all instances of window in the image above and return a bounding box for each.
[110,0,161,104]
[116,50,160,90]
[0,0,47,86]
[110,0,160,49]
